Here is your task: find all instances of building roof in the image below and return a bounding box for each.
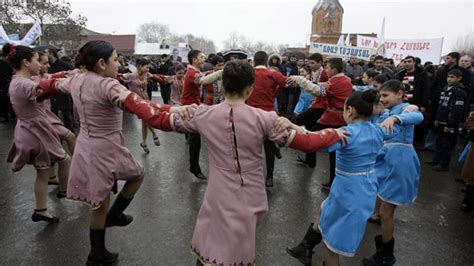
[87,34,136,52]
[312,0,344,14]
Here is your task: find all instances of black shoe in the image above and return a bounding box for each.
[275,147,282,159]
[153,137,161,146]
[286,223,322,265]
[56,190,67,199]
[455,177,466,184]
[31,208,59,224]
[193,172,207,180]
[265,177,273,188]
[87,229,118,266]
[425,161,438,166]
[362,235,396,266]
[321,182,332,191]
[461,185,474,212]
[140,143,150,154]
[432,165,449,172]
[105,194,133,227]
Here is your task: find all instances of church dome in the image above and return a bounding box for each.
[312,0,344,14]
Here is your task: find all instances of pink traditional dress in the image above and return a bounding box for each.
[122,72,167,100]
[172,103,341,265]
[7,76,66,172]
[41,71,173,207]
[31,75,71,140]
[168,76,183,105]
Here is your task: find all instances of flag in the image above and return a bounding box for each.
[344,33,351,46]
[377,17,386,56]
[336,35,344,46]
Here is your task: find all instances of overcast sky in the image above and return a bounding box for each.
[69,0,473,54]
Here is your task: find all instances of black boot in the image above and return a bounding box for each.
[105,193,133,227]
[286,223,322,265]
[87,229,118,266]
[461,185,474,212]
[362,235,396,266]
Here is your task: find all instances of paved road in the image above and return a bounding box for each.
[0,107,473,265]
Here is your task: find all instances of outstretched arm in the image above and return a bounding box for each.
[199,70,223,85]
[287,75,325,96]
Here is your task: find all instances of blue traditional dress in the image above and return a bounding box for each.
[375,103,424,205]
[319,121,395,256]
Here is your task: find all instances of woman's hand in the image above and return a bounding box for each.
[334,128,351,145]
[381,116,399,135]
[169,104,198,120]
[274,117,304,133]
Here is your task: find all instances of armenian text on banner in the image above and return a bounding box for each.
[309,42,376,61]
[357,35,443,64]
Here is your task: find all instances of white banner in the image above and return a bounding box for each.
[357,35,443,64]
[20,21,42,46]
[309,42,376,61]
[0,21,42,46]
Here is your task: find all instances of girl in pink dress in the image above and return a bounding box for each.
[121,58,167,153]
[3,43,71,223]
[33,51,77,189]
[169,64,186,105]
[167,60,347,266]
[36,40,194,265]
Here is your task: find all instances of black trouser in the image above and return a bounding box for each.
[433,127,457,167]
[264,139,276,179]
[161,85,171,104]
[292,108,325,167]
[309,123,338,183]
[188,133,202,174]
[0,92,11,120]
[52,107,74,131]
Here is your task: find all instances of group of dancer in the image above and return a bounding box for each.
[3,39,429,266]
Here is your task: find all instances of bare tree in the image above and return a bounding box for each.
[223,31,241,50]
[137,22,171,43]
[453,32,474,56]
[222,31,287,55]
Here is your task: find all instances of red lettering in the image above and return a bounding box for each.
[361,39,372,47]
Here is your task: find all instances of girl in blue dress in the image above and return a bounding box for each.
[363,80,424,266]
[286,90,399,266]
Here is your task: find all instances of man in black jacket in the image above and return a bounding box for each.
[0,55,15,122]
[396,56,430,141]
[157,54,174,104]
[45,47,74,130]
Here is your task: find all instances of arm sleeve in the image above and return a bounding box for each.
[289,128,343,153]
[172,107,202,134]
[393,110,424,126]
[273,71,289,88]
[199,70,223,85]
[291,76,323,96]
[120,91,173,131]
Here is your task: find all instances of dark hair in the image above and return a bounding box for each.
[374,55,384,62]
[46,48,59,59]
[346,90,377,117]
[448,69,463,78]
[254,51,269,66]
[374,74,388,84]
[380,79,404,93]
[175,64,185,73]
[327,58,343,73]
[404,55,416,62]
[447,52,461,62]
[222,60,255,96]
[309,53,323,63]
[187,49,202,65]
[384,58,394,64]
[160,54,169,59]
[2,43,37,70]
[364,69,378,79]
[78,40,115,71]
[136,58,150,67]
[424,64,436,75]
[300,64,311,74]
[210,55,224,66]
